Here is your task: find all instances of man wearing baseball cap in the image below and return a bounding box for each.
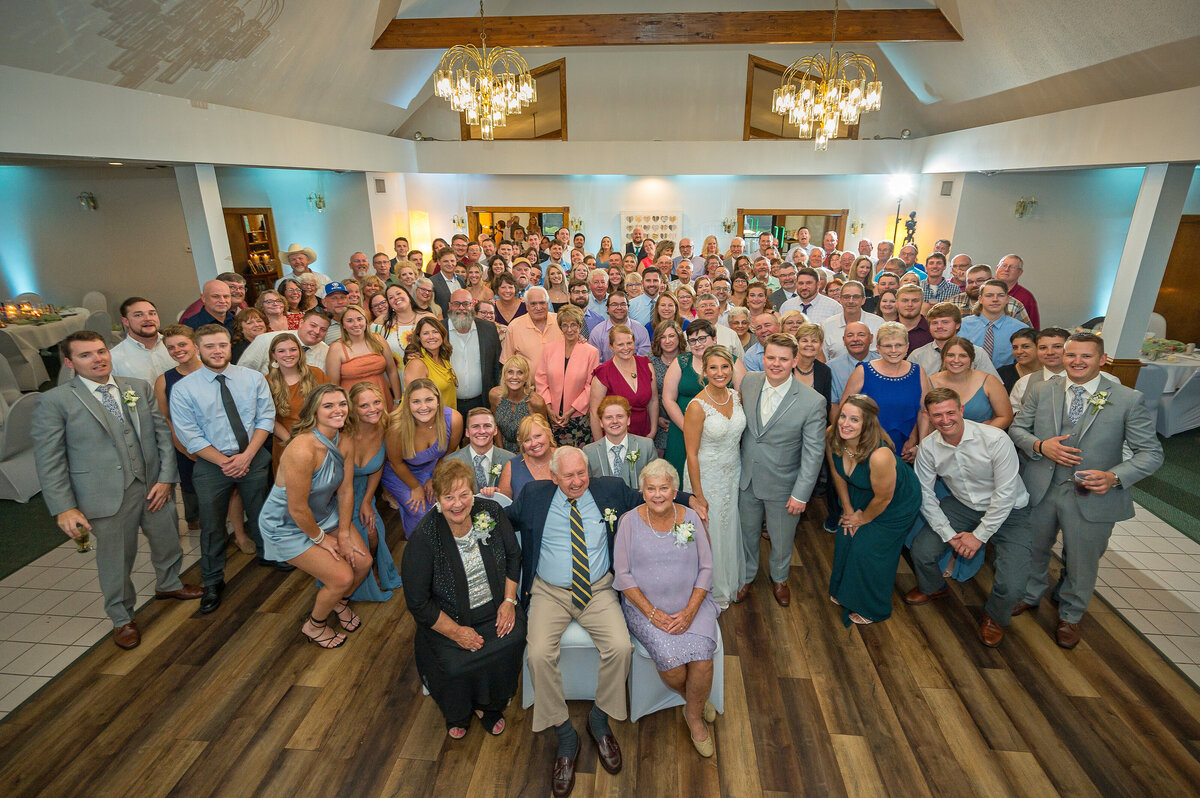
[321,282,350,343]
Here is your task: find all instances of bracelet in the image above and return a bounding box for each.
[649,607,658,623]
[310,529,325,546]
[1034,440,1042,455]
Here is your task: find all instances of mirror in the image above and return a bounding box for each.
[736,208,849,253]
[467,206,571,243]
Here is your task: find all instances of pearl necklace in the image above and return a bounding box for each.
[704,385,732,406]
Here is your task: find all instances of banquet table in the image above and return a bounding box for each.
[1141,354,1200,393]
[1,308,91,388]
[1142,354,1200,437]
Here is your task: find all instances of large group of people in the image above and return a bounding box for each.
[31,225,1164,798]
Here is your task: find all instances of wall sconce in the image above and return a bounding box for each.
[722,217,736,234]
[308,192,326,213]
[450,214,466,231]
[1014,196,1037,219]
[570,218,584,233]
[77,192,98,211]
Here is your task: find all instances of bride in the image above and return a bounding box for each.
[682,346,746,607]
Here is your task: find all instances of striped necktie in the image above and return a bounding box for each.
[982,321,995,358]
[568,498,591,608]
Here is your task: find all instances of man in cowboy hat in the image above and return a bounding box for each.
[276,243,332,298]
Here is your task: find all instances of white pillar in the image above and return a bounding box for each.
[175,164,233,288]
[1104,163,1193,358]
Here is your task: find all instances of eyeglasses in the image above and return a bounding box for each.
[687,334,712,344]
[261,298,284,306]
[449,300,474,308]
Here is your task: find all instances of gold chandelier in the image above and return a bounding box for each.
[433,0,536,141]
[772,0,882,151]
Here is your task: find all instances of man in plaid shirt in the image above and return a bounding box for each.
[920,253,962,304]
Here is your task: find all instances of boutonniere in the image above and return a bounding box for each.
[121,389,139,408]
[469,511,495,545]
[625,449,640,465]
[671,521,696,548]
[601,507,618,530]
[1088,390,1110,415]
[489,463,503,484]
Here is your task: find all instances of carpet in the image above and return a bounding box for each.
[0,493,67,580]
[1131,429,1200,545]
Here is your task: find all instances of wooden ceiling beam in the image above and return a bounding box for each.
[372,10,963,50]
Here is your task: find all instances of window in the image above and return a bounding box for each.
[743,55,858,142]
[461,58,567,141]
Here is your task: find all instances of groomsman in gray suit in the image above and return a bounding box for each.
[32,331,201,650]
[445,407,517,496]
[735,334,828,607]
[1009,333,1162,649]
[582,396,658,490]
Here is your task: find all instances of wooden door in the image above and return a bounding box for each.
[1154,215,1200,344]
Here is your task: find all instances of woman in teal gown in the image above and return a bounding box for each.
[826,394,922,626]
[344,381,402,601]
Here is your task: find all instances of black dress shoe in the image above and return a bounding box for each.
[258,557,296,572]
[200,581,224,614]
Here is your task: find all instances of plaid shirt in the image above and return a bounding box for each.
[948,293,1032,326]
[920,278,962,304]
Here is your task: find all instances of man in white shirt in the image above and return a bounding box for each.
[693,296,745,357]
[821,281,884,360]
[276,244,332,298]
[447,289,502,415]
[109,297,175,383]
[238,310,330,373]
[908,302,1000,379]
[1010,327,1068,412]
[780,268,842,324]
[747,231,774,261]
[446,408,517,496]
[906,388,1033,648]
[790,226,816,258]
[672,238,704,275]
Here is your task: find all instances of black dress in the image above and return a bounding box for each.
[997,363,1021,393]
[401,498,526,727]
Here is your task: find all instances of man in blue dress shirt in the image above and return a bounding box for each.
[169,324,282,614]
[960,280,1032,369]
[588,292,651,362]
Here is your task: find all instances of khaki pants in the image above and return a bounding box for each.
[526,573,633,732]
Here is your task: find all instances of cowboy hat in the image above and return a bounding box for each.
[280,243,318,264]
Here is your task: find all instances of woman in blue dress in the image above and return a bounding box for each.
[259,384,373,648]
[496,414,556,501]
[344,381,403,601]
[827,394,922,626]
[840,321,932,463]
[382,378,464,538]
[929,337,1014,429]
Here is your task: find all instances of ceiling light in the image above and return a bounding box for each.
[107,161,123,165]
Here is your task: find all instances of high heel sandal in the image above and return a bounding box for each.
[447,720,469,739]
[849,612,874,626]
[333,600,362,633]
[301,614,346,649]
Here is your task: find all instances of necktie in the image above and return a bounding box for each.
[568,499,591,608]
[982,322,995,358]
[1068,385,1087,426]
[96,385,124,425]
[801,302,811,315]
[215,374,250,452]
[474,453,488,489]
[761,385,778,425]
[611,443,624,477]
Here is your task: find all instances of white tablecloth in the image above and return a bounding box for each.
[1141,355,1200,393]
[2,308,91,386]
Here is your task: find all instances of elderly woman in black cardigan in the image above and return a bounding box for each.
[401,458,526,739]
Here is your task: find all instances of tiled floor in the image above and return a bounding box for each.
[0,507,200,720]
[2,501,1200,720]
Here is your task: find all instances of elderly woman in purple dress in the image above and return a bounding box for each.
[612,458,720,759]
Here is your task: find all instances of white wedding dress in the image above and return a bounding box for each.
[683,391,747,605]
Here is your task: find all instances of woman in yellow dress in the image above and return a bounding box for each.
[403,316,458,409]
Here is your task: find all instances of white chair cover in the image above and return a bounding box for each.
[84,311,113,346]
[521,620,602,708]
[628,624,724,722]
[81,291,108,314]
[0,329,40,391]
[0,392,42,502]
[13,292,44,305]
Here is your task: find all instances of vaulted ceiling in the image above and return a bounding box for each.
[3,0,1198,141]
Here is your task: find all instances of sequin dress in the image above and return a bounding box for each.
[648,354,674,451]
[494,392,533,453]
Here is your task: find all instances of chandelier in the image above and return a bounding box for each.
[433,0,536,141]
[772,0,883,151]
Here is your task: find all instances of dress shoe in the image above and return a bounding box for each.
[979,613,1004,648]
[551,752,577,798]
[690,723,715,758]
[822,517,839,534]
[903,586,949,606]
[1056,619,1081,649]
[200,581,224,614]
[187,520,200,531]
[154,584,203,601]
[587,723,623,774]
[732,584,751,604]
[771,581,791,607]
[258,557,296,573]
[1010,601,1038,616]
[113,622,140,650]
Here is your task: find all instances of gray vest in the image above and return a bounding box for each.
[106,399,147,488]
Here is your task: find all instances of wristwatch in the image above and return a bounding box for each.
[505,597,518,606]
[1112,474,1122,489]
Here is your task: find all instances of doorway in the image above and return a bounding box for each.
[1154,215,1200,344]
[223,207,281,304]
[467,206,571,245]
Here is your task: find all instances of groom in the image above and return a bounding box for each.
[736,334,827,606]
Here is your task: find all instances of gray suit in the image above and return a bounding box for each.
[445,445,517,491]
[738,372,828,584]
[1010,374,1163,622]
[583,434,658,490]
[32,376,183,626]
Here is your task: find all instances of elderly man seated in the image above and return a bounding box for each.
[506,446,704,798]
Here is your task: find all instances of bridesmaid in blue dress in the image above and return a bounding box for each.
[840,322,932,463]
[928,337,1014,429]
[344,382,403,601]
[259,385,373,648]
[382,378,464,538]
[827,394,922,626]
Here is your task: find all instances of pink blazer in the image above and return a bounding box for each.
[535,339,600,417]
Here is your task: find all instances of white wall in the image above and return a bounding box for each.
[365,172,412,258]
[0,166,196,318]
[950,168,1147,327]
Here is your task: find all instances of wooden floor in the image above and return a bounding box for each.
[3,505,1200,798]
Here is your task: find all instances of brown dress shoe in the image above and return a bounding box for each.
[155,584,203,601]
[587,724,623,774]
[551,752,576,798]
[1056,620,1081,649]
[1009,601,1038,616]
[903,586,949,606]
[772,581,791,607]
[732,584,751,604]
[979,614,1004,648]
[113,622,140,650]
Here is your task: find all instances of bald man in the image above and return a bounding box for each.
[182,280,234,334]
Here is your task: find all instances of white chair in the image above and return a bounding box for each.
[84,311,113,346]
[1134,364,1168,420]
[0,355,20,405]
[0,392,42,502]
[1158,373,1200,438]
[13,292,44,305]
[1148,312,1167,339]
[81,291,108,314]
[521,620,602,708]
[628,625,725,722]
[0,329,40,391]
